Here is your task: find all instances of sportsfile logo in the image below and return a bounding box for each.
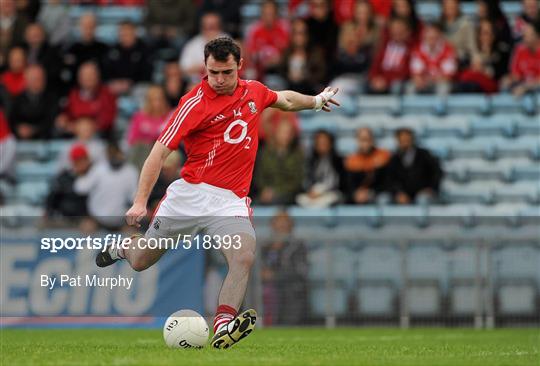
[39,233,243,253]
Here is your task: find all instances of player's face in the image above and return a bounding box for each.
[206,54,243,95]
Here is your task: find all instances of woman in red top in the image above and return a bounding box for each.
[127,85,171,170]
[0,47,27,97]
[56,61,117,137]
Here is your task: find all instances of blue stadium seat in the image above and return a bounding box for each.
[441,181,495,204]
[47,140,71,160]
[380,205,427,227]
[401,95,445,115]
[515,116,540,135]
[16,141,49,161]
[493,182,540,204]
[358,245,401,282]
[445,94,489,115]
[494,245,540,279]
[97,6,144,23]
[356,280,396,315]
[96,24,118,44]
[309,282,349,317]
[334,205,382,228]
[497,280,537,315]
[407,245,447,281]
[15,161,57,181]
[470,116,517,138]
[422,116,470,138]
[16,181,50,205]
[357,95,399,114]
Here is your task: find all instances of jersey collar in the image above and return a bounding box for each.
[202,76,246,99]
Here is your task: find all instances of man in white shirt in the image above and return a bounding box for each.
[75,142,138,230]
[179,12,227,84]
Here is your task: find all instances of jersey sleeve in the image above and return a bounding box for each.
[252,80,278,108]
[157,88,203,150]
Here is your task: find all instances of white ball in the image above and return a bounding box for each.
[163,309,209,349]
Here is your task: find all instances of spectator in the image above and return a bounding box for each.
[45,144,91,223]
[197,0,242,39]
[456,20,510,93]
[1,47,27,98]
[385,128,442,204]
[105,21,153,95]
[345,0,381,49]
[245,0,290,81]
[296,130,344,208]
[440,0,478,67]
[162,61,187,108]
[63,13,109,85]
[259,108,300,145]
[368,17,413,94]
[56,62,117,137]
[74,142,138,231]
[331,22,373,93]
[0,0,29,69]
[22,23,62,93]
[145,0,196,47]
[179,12,227,84]
[502,21,540,97]
[127,85,171,170]
[305,0,339,59]
[256,120,304,205]
[390,0,422,42]
[280,19,327,95]
[15,0,40,22]
[514,0,540,41]
[408,22,457,95]
[344,128,391,204]
[0,108,16,181]
[476,0,513,48]
[37,0,71,47]
[333,0,391,26]
[9,65,58,140]
[262,210,307,325]
[56,117,107,173]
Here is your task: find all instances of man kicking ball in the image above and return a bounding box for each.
[96,37,339,349]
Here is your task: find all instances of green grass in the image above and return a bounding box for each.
[1,328,539,366]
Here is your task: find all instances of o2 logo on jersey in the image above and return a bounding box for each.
[224,119,252,149]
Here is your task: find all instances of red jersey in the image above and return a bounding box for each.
[410,41,457,79]
[158,77,278,198]
[510,44,540,82]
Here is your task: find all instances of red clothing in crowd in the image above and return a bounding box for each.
[64,85,117,132]
[410,41,457,79]
[510,44,540,82]
[369,37,412,83]
[333,0,393,24]
[0,71,26,97]
[0,109,12,141]
[246,19,290,75]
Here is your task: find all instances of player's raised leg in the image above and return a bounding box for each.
[95,234,167,271]
[211,232,257,349]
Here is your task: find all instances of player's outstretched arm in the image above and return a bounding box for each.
[125,142,172,227]
[271,87,340,112]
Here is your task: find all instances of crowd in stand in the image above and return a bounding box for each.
[0,0,539,230]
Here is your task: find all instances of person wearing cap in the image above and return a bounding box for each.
[45,143,91,224]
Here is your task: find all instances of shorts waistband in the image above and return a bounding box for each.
[178,179,243,200]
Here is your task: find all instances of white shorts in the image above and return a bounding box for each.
[146,179,255,240]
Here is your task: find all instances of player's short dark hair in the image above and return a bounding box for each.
[204,37,241,64]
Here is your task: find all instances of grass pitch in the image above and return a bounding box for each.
[1,328,538,366]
